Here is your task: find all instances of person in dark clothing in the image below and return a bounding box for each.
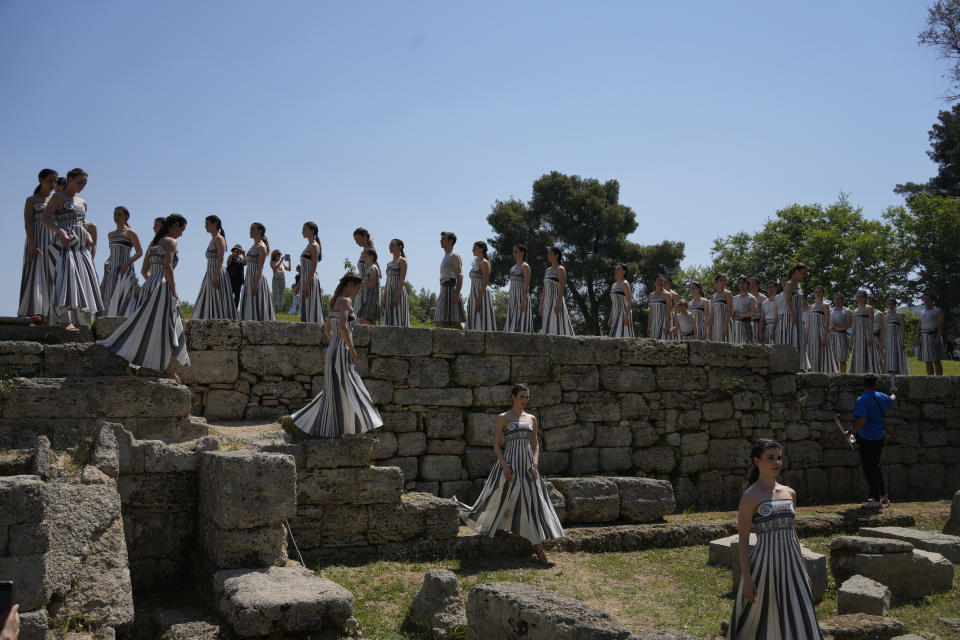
[226,244,245,308]
[845,373,895,509]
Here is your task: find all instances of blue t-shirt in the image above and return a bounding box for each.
[853,391,893,441]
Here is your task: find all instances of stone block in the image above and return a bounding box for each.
[452,355,510,386]
[0,475,46,526]
[250,380,307,400]
[44,343,129,377]
[708,367,767,392]
[770,374,796,396]
[527,382,562,408]
[556,365,599,391]
[619,338,686,365]
[829,536,955,600]
[379,456,418,484]
[1,377,190,419]
[539,403,577,428]
[680,432,709,456]
[510,356,551,383]
[241,321,321,345]
[408,569,467,640]
[201,521,287,569]
[371,431,398,459]
[707,533,755,567]
[769,344,800,372]
[546,335,620,364]
[93,315,126,339]
[174,350,238,385]
[428,439,465,455]
[538,451,569,475]
[304,435,377,468]
[213,565,354,637]
[142,441,199,473]
[465,413,498,446]
[542,424,594,451]
[292,504,369,548]
[701,400,733,422]
[297,466,403,505]
[594,424,632,448]
[424,407,465,439]
[199,451,296,529]
[0,341,43,376]
[410,491,460,539]
[395,387,472,406]
[838,574,891,616]
[204,390,249,420]
[621,394,651,420]
[397,431,427,457]
[944,489,960,536]
[569,447,600,475]
[464,447,497,479]
[707,439,751,470]
[549,477,619,523]
[818,614,905,640]
[598,447,632,472]
[365,500,426,545]
[381,410,419,433]
[370,325,432,356]
[656,366,706,391]
[577,392,621,422]
[616,477,675,523]
[369,357,409,382]
[239,345,324,377]
[433,328,485,353]
[859,525,960,564]
[687,341,768,368]
[407,357,451,387]
[633,446,676,473]
[420,455,461,482]
[598,365,656,392]
[186,319,242,350]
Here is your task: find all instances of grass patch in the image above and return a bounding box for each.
[907,355,960,376]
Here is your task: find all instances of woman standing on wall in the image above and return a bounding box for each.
[455,383,565,565]
[609,264,634,338]
[708,273,732,342]
[868,296,886,372]
[382,238,409,327]
[849,290,881,374]
[353,227,375,315]
[916,293,945,376]
[882,298,909,376]
[299,222,324,324]
[729,276,757,344]
[689,281,710,340]
[829,293,852,372]
[647,274,672,340]
[193,215,237,320]
[504,244,532,333]
[748,277,766,343]
[270,250,291,314]
[466,241,497,331]
[759,281,779,344]
[238,222,275,321]
[100,206,143,317]
[19,169,58,323]
[98,214,190,381]
[539,246,574,336]
[663,275,680,340]
[781,264,809,370]
[806,286,837,373]
[39,168,103,332]
[357,248,381,325]
[292,272,384,437]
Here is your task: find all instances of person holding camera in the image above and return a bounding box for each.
[226,244,245,309]
[844,373,896,510]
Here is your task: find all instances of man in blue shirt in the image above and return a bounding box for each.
[845,373,896,509]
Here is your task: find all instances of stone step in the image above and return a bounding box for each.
[0,321,93,344]
[0,340,130,378]
[858,525,960,564]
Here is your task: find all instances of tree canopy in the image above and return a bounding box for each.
[895,103,960,197]
[919,0,960,101]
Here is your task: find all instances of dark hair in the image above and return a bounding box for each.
[677,299,688,309]
[548,246,563,264]
[271,249,282,262]
[691,282,703,296]
[749,276,761,285]
[67,167,88,181]
[616,263,629,277]
[252,222,270,254]
[473,241,489,260]
[511,383,530,397]
[34,169,57,195]
[150,213,187,247]
[715,273,727,283]
[766,280,778,289]
[788,263,807,279]
[55,177,68,190]
[304,222,322,261]
[331,272,363,308]
[353,227,374,248]
[363,248,378,262]
[391,238,406,258]
[737,275,749,286]
[862,373,877,389]
[886,297,896,306]
[513,244,527,261]
[747,439,782,485]
[154,217,166,228]
[205,215,225,240]
[664,274,673,285]
[814,285,825,295]
[441,231,457,246]
[115,206,130,221]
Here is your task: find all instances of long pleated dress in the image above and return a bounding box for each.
[271,262,286,313]
[238,246,275,321]
[18,198,54,318]
[774,292,788,344]
[690,299,707,340]
[193,240,238,320]
[357,265,381,323]
[466,261,497,331]
[917,307,945,362]
[727,499,823,640]
[609,285,634,338]
[299,251,325,324]
[49,199,104,320]
[730,294,755,344]
[805,306,837,373]
[883,314,909,375]
[781,285,807,368]
[454,421,565,546]
[709,293,729,342]
[829,307,850,363]
[355,252,369,313]
[751,293,767,342]
[98,245,189,371]
[291,309,384,437]
[648,293,668,339]
[761,299,778,344]
[382,261,409,327]
[101,235,138,317]
[849,309,881,373]
[434,252,465,324]
[540,274,574,336]
[504,264,531,333]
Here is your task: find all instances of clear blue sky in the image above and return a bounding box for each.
[0,0,946,313]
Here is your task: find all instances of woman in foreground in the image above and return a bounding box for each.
[727,439,822,640]
[455,384,565,565]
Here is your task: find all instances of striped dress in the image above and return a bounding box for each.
[357,264,381,323]
[690,299,707,340]
[193,240,238,320]
[729,294,754,344]
[455,421,565,546]
[780,286,806,361]
[609,284,634,338]
[504,264,532,333]
[466,260,497,331]
[97,245,189,371]
[829,307,850,362]
[727,499,823,640]
[292,309,384,437]
[805,306,837,373]
[101,235,138,317]
[751,292,767,342]
[271,262,286,313]
[382,261,409,327]
[709,293,728,342]
[774,292,787,344]
[761,299,778,344]
[299,250,325,324]
[238,246,275,321]
[648,293,668,339]
[540,274,574,336]
[355,252,369,313]
[883,314,909,375]
[434,252,465,324]
[917,307,945,362]
[18,199,54,318]
[50,200,104,319]
[849,309,881,373]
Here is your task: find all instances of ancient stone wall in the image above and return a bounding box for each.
[182,321,960,508]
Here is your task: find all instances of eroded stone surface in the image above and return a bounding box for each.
[408,569,467,639]
[838,574,890,616]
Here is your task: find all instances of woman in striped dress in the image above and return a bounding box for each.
[270,250,290,313]
[382,238,409,327]
[292,273,384,437]
[19,169,58,323]
[708,273,732,342]
[781,264,809,369]
[882,298,909,376]
[663,275,680,340]
[193,215,237,320]
[748,277,767,343]
[849,290,880,374]
[299,222,324,324]
[688,282,710,340]
[504,244,532,333]
[609,263,634,338]
[100,207,143,317]
[867,296,886,373]
[353,227,375,315]
[915,293,945,375]
[759,281,779,344]
[238,222,276,321]
[829,293,852,373]
[98,214,190,381]
[357,249,381,325]
[647,274,672,339]
[539,247,574,336]
[39,168,104,332]
[466,241,497,331]
[455,383,565,565]
[805,286,837,373]
[729,276,757,344]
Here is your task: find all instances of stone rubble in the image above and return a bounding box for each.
[837,574,891,616]
[407,569,468,639]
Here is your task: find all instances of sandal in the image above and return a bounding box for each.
[30,315,44,325]
[60,322,79,333]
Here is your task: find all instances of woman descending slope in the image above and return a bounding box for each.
[100,207,143,317]
[19,169,58,323]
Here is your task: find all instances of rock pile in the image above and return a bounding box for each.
[829,535,954,600]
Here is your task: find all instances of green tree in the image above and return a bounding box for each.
[919,0,960,101]
[896,104,960,197]
[487,171,684,334]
